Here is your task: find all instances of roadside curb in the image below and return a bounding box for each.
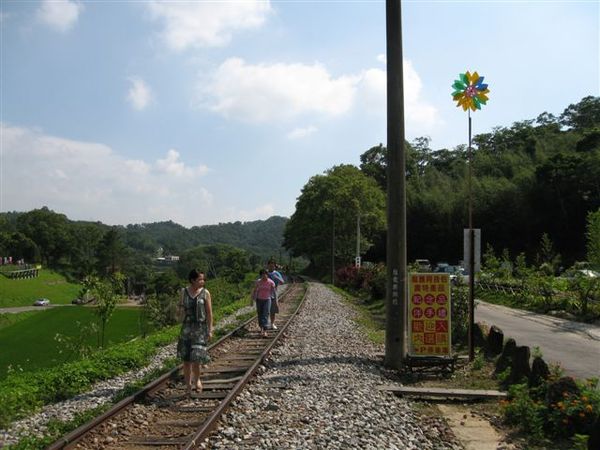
[475,300,600,342]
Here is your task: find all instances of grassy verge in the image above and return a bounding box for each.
[0,269,81,308]
[5,357,181,450]
[0,307,142,378]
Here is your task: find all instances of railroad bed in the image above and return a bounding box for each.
[47,282,307,450]
[199,282,462,450]
[14,282,464,449]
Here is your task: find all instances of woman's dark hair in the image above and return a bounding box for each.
[259,269,267,276]
[188,269,204,282]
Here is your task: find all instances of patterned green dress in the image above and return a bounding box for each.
[177,287,210,363]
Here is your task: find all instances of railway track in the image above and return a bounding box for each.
[47,281,307,450]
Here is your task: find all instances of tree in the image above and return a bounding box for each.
[587,208,600,269]
[16,207,71,266]
[560,96,600,131]
[359,144,387,190]
[536,233,561,275]
[150,270,181,296]
[0,231,40,262]
[177,244,252,282]
[84,274,122,347]
[96,227,128,275]
[284,164,385,275]
[69,222,105,278]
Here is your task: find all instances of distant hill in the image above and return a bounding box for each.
[124,216,288,262]
[0,209,289,266]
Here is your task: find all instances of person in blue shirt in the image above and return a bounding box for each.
[267,260,285,329]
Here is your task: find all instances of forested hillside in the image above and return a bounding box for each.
[285,96,600,273]
[0,210,288,282]
[123,216,287,261]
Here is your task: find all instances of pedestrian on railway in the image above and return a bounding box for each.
[267,260,285,330]
[177,269,213,396]
[251,269,276,337]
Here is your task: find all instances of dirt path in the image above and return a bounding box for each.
[437,404,515,450]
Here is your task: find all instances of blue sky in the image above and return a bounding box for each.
[1,0,598,227]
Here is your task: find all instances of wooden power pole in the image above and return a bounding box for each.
[384,0,407,370]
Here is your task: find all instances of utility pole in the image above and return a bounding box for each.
[385,0,407,370]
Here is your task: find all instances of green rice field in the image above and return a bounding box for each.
[0,306,142,379]
[0,269,81,308]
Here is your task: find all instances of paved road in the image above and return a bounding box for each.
[475,301,600,380]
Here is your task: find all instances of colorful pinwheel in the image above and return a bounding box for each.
[451,71,489,111]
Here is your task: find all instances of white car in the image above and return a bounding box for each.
[33,298,50,306]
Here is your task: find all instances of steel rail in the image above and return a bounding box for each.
[183,283,307,449]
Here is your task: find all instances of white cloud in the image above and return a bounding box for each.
[37,0,83,32]
[197,57,438,133]
[155,149,208,177]
[146,0,272,51]
[287,125,318,140]
[0,124,212,226]
[357,59,439,133]
[198,58,357,122]
[127,77,153,111]
[376,54,386,64]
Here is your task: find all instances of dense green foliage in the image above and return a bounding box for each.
[477,231,600,321]
[176,243,255,282]
[284,164,386,276]
[123,216,288,262]
[0,211,288,285]
[285,97,600,272]
[501,376,600,445]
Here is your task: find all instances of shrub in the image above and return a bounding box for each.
[335,263,386,302]
[502,383,546,440]
[451,284,469,345]
[501,377,600,443]
[545,379,600,438]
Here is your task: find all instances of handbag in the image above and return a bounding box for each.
[195,288,207,322]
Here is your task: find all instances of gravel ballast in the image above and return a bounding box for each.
[202,283,461,449]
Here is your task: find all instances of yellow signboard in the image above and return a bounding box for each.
[408,273,452,357]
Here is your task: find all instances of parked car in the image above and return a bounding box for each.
[562,269,600,279]
[434,265,469,285]
[415,259,432,272]
[450,267,469,285]
[33,298,50,306]
[72,296,94,305]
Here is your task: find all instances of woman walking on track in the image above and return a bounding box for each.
[177,269,213,396]
[251,269,276,337]
[267,260,285,330]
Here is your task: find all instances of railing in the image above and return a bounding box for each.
[0,267,40,279]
